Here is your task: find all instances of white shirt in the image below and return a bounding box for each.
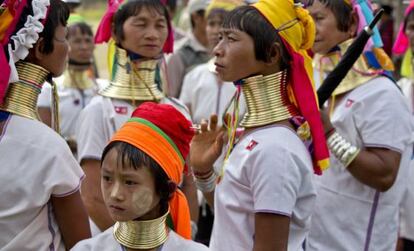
[71,227,210,251]
[210,125,316,251]
[307,77,414,251]
[76,96,190,162]
[37,75,107,141]
[397,77,414,241]
[0,114,84,250]
[180,62,245,124]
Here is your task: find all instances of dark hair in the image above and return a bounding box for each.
[404,8,414,34]
[102,141,171,214]
[222,6,290,69]
[113,0,170,43]
[68,22,93,38]
[11,0,69,55]
[190,9,206,28]
[207,8,228,21]
[381,5,393,16]
[310,0,354,32]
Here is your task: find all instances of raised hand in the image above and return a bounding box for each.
[189,114,226,174]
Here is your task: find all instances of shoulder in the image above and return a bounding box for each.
[355,76,401,98]
[161,97,191,120]
[239,126,313,169]
[71,227,117,251]
[165,231,210,251]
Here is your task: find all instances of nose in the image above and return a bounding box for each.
[110,181,125,201]
[213,39,224,58]
[144,26,158,40]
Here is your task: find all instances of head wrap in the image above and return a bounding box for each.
[0,0,51,104]
[205,0,244,18]
[346,0,383,51]
[110,102,194,239]
[253,0,329,174]
[393,0,414,56]
[95,0,174,54]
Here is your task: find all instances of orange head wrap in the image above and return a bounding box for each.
[110,102,194,239]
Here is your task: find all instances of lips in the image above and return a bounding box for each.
[109,205,125,212]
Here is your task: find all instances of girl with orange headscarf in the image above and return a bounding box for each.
[73,102,209,251]
[189,0,329,250]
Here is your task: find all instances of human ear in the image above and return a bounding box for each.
[349,10,359,37]
[167,181,177,197]
[267,42,281,65]
[34,37,46,61]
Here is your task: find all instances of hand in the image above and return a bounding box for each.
[190,114,226,173]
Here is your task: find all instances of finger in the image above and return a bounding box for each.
[210,114,218,131]
[200,119,208,133]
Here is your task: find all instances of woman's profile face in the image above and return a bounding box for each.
[119,6,168,58]
[308,0,351,54]
[213,28,267,82]
[36,24,69,77]
[101,148,161,222]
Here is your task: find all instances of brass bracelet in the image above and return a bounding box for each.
[327,132,360,167]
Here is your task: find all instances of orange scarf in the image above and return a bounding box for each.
[110,117,191,239]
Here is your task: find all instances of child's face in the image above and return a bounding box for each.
[101,148,161,222]
[308,0,351,54]
[119,6,168,58]
[213,28,268,81]
[405,14,414,53]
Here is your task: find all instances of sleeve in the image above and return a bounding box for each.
[166,52,185,98]
[76,100,110,162]
[354,80,414,152]
[37,83,52,108]
[44,139,85,196]
[246,144,302,216]
[179,70,195,112]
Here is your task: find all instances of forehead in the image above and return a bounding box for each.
[308,0,330,15]
[130,6,167,20]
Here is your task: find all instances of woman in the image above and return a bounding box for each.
[0,0,90,249]
[189,0,330,250]
[72,102,208,250]
[393,1,414,250]
[179,0,244,245]
[37,21,103,154]
[76,0,197,235]
[306,1,414,250]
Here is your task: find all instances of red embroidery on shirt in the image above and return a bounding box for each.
[345,99,355,108]
[114,106,128,114]
[246,140,258,151]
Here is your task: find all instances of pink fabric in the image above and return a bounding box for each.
[393,0,414,55]
[94,0,122,44]
[282,39,329,175]
[0,0,28,104]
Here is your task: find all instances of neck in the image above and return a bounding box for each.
[114,210,169,250]
[64,68,94,90]
[0,61,49,120]
[193,29,208,48]
[100,47,164,102]
[239,70,299,128]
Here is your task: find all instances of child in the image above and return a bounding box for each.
[76,0,197,233]
[72,102,209,250]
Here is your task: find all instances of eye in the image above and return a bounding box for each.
[228,36,236,42]
[125,180,138,186]
[102,175,112,183]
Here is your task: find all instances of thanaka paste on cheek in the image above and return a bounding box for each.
[132,187,154,217]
